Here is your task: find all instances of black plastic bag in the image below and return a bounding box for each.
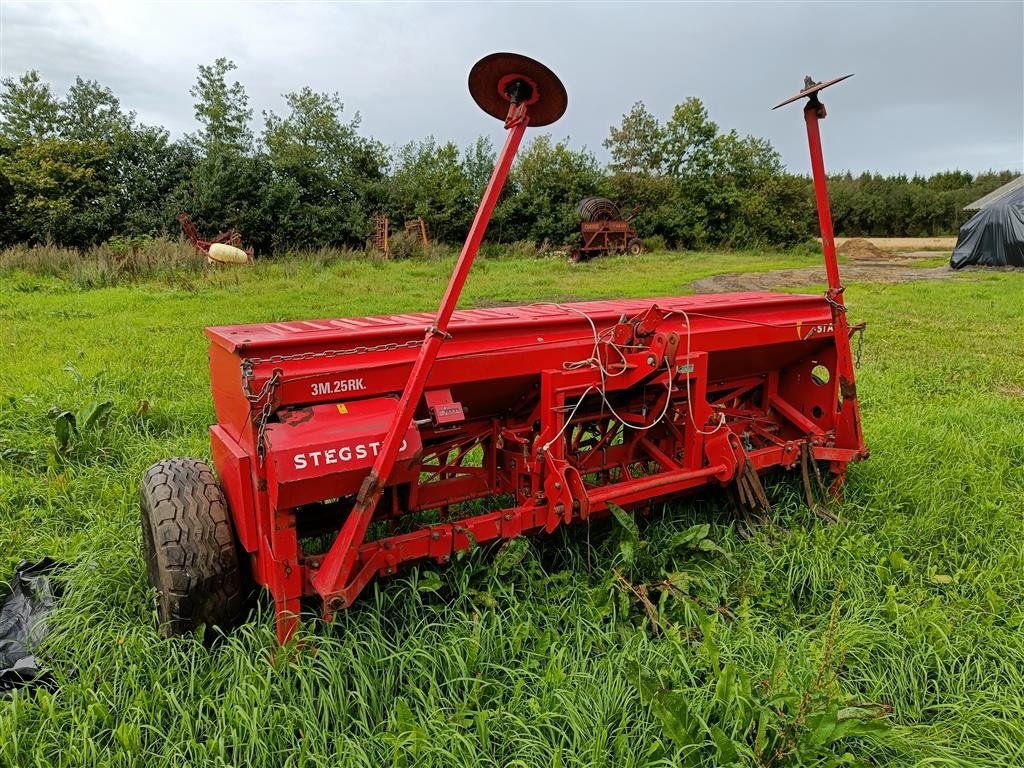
[0,558,65,694]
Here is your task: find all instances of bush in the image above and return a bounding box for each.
[387,230,426,260]
[643,235,668,252]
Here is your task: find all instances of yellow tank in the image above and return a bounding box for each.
[208,243,250,264]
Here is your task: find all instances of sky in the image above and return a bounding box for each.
[1,1,1022,177]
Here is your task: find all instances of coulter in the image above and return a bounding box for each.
[140,55,867,642]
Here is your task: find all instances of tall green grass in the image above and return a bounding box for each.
[1,252,1021,766]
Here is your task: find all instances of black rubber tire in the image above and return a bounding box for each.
[627,238,643,256]
[140,457,245,639]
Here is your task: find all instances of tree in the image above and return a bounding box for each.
[116,125,196,236]
[189,58,253,153]
[388,137,476,243]
[183,59,269,247]
[57,76,193,239]
[184,150,279,252]
[59,77,133,143]
[0,63,1013,251]
[497,135,605,244]
[730,173,814,247]
[0,74,114,244]
[56,77,168,239]
[0,71,60,143]
[710,130,813,247]
[263,87,386,248]
[604,101,664,175]
[0,139,113,245]
[656,98,724,246]
[606,170,687,246]
[462,135,496,199]
[661,98,719,179]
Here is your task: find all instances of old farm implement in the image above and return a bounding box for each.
[572,197,642,261]
[141,57,866,642]
[177,213,253,264]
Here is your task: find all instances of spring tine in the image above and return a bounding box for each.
[810,447,830,499]
[813,504,839,524]
[801,442,840,523]
[738,501,756,539]
[800,442,817,509]
[735,473,751,508]
[809,446,841,522]
[727,484,754,540]
[742,474,759,512]
[739,510,756,540]
[746,459,772,514]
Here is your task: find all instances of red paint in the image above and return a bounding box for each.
[801,93,865,464]
[263,399,422,507]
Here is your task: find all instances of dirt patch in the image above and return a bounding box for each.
[837,238,887,260]
[690,264,960,293]
[895,251,951,261]
[833,236,957,251]
[996,383,1024,398]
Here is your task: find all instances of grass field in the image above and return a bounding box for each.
[1,249,1023,767]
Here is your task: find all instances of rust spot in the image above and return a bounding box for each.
[280,407,315,426]
[839,376,857,400]
[358,472,380,500]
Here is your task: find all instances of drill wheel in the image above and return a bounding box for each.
[140,458,248,641]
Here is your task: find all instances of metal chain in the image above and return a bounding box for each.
[241,338,424,369]
[823,290,848,314]
[241,360,276,404]
[238,338,423,463]
[254,374,281,465]
[240,366,282,464]
[822,287,865,370]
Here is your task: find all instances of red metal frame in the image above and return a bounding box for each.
[199,71,866,643]
[802,97,863,469]
[575,220,640,260]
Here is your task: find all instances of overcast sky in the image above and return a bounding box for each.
[1,1,1022,176]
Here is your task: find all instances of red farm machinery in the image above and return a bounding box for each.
[141,56,866,643]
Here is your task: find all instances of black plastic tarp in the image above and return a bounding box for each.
[950,203,1024,269]
[0,559,64,694]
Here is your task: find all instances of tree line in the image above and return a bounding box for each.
[0,60,1013,254]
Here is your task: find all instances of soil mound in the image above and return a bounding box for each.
[837,238,887,260]
[689,264,961,293]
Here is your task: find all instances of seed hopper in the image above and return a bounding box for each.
[141,56,866,642]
